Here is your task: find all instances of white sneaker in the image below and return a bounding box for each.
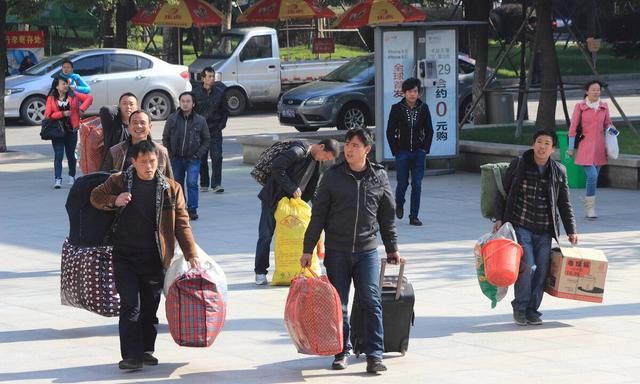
[200,186,210,192]
[54,178,62,189]
[211,185,225,193]
[255,274,268,285]
[67,176,75,185]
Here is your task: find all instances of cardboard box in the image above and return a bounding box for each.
[545,247,608,303]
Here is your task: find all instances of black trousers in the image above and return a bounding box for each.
[113,251,164,361]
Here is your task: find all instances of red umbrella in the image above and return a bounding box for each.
[237,0,334,23]
[131,0,225,28]
[333,0,426,29]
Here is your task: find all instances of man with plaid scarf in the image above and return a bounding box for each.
[494,128,578,326]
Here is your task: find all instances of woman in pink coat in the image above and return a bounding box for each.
[567,80,612,219]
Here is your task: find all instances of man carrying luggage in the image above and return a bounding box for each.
[254,138,339,285]
[91,140,199,370]
[494,128,578,326]
[301,128,402,374]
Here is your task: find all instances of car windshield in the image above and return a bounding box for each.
[322,56,373,83]
[22,54,78,76]
[201,33,243,58]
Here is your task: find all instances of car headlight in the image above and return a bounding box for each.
[304,96,333,106]
[5,88,24,96]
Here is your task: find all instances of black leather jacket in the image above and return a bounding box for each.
[162,110,210,159]
[193,83,228,132]
[386,98,434,156]
[258,142,320,207]
[303,160,398,254]
[495,149,577,240]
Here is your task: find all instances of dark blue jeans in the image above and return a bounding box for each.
[254,200,276,275]
[113,258,164,361]
[200,130,223,188]
[171,157,200,211]
[395,150,426,219]
[512,226,553,318]
[51,132,78,179]
[324,248,384,360]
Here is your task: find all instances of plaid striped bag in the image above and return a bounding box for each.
[284,269,343,355]
[166,269,226,347]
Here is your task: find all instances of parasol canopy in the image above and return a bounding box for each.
[333,0,426,29]
[131,0,225,28]
[237,0,335,23]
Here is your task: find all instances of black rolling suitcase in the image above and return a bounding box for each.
[350,259,415,356]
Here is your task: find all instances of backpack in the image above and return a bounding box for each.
[250,141,305,186]
[66,172,118,247]
[479,162,511,219]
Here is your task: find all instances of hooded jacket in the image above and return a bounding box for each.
[90,167,197,269]
[494,149,577,241]
[162,109,210,159]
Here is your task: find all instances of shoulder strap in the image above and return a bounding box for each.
[493,166,506,198]
[298,158,317,194]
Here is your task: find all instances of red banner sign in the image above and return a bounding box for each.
[312,38,335,54]
[6,31,45,48]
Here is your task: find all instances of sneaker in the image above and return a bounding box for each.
[118,358,143,370]
[526,315,543,326]
[513,309,527,326]
[331,353,348,370]
[395,206,404,219]
[188,210,199,221]
[200,186,210,192]
[143,353,158,366]
[255,274,268,285]
[211,185,225,193]
[54,178,62,189]
[67,176,75,185]
[366,358,387,374]
[409,217,423,226]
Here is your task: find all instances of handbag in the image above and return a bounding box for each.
[605,126,619,159]
[40,119,65,140]
[574,123,584,149]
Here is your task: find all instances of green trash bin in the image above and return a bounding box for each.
[556,130,586,189]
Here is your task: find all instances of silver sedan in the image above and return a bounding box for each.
[4,48,192,125]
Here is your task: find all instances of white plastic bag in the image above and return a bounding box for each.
[605,127,619,160]
[164,243,228,300]
[492,222,517,242]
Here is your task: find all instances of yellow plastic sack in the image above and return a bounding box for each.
[272,197,321,285]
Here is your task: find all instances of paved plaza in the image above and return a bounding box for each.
[0,122,639,384]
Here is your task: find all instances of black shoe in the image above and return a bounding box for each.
[118,358,143,370]
[526,315,543,325]
[409,217,422,226]
[366,358,387,374]
[143,353,158,366]
[331,353,348,370]
[395,206,403,219]
[513,309,527,326]
[188,210,199,221]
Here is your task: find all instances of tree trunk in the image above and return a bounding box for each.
[225,0,233,31]
[0,0,8,152]
[114,0,132,48]
[534,0,558,129]
[164,27,179,64]
[463,0,491,125]
[102,7,115,48]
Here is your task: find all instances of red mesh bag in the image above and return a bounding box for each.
[166,269,226,347]
[284,270,343,355]
[79,116,104,174]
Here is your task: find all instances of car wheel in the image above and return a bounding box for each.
[20,96,46,126]
[337,103,367,131]
[459,96,474,124]
[294,126,320,132]
[142,91,172,121]
[224,88,247,116]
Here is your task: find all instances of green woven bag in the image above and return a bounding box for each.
[479,162,510,219]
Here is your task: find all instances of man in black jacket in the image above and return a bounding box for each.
[162,91,210,221]
[494,128,578,326]
[100,93,138,163]
[193,67,228,193]
[301,128,401,374]
[254,138,339,285]
[386,77,434,226]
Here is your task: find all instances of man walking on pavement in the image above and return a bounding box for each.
[194,67,228,193]
[386,77,434,226]
[494,128,578,326]
[162,91,210,221]
[301,128,401,374]
[254,139,339,285]
[90,140,199,371]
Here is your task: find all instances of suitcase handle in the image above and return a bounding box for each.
[379,258,406,301]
